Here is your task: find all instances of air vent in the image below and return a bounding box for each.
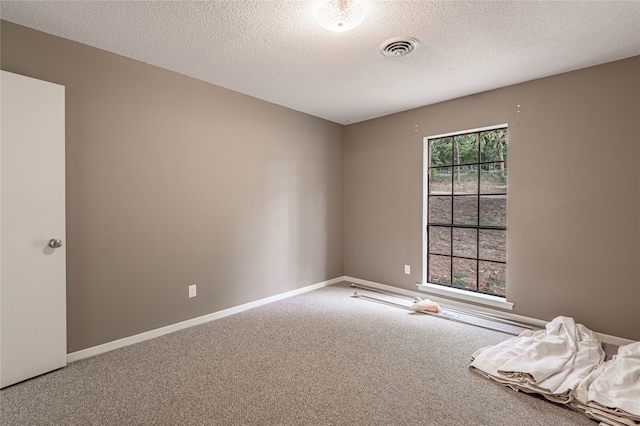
[380,37,418,57]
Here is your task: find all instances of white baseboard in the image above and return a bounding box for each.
[67,276,346,363]
[345,276,635,347]
[68,275,633,363]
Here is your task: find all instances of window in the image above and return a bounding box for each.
[426,126,507,297]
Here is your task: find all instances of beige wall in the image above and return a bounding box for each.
[3,20,638,348]
[1,21,344,352]
[345,56,640,341]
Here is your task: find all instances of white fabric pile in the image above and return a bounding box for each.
[469,316,640,426]
[470,316,604,403]
[571,341,640,426]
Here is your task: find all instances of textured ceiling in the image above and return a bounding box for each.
[1,1,639,124]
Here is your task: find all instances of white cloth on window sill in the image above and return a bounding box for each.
[470,316,605,403]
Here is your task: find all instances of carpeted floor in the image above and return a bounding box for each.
[1,282,605,425]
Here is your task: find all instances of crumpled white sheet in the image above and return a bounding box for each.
[469,316,605,403]
[571,341,640,426]
[587,405,639,426]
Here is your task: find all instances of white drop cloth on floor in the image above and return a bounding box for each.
[470,316,640,426]
[572,341,640,426]
[470,316,604,403]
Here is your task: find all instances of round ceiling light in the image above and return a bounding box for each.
[316,0,365,32]
[380,37,419,57]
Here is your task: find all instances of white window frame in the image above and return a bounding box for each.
[419,123,514,310]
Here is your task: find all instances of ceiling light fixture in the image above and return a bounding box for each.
[316,0,365,32]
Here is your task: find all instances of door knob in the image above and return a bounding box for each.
[48,238,63,248]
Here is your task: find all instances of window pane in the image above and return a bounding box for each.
[452,258,477,291]
[453,133,478,165]
[454,165,478,195]
[429,255,451,285]
[429,196,452,224]
[429,167,452,194]
[429,226,451,255]
[430,137,452,166]
[480,129,508,162]
[480,163,507,194]
[453,196,478,225]
[426,127,507,298]
[479,195,506,227]
[479,230,506,262]
[479,261,506,296]
[452,228,477,258]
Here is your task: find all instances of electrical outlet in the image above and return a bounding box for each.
[188,284,197,298]
[404,265,411,275]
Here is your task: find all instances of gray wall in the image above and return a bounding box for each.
[1,21,345,352]
[3,20,639,347]
[345,56,640,341]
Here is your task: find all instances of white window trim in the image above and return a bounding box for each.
[421,123,513,310]
[417,283,514,310]
[424,123,509,141]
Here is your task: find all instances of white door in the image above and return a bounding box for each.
[0,71,66,388]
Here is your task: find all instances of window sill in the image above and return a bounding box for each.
[417,283,514,310]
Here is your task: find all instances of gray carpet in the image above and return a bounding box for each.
[1,282,605,425]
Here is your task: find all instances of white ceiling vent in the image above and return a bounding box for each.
[380,37,418,58]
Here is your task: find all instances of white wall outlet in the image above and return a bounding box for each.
[404,264,411,275]
[188,284,197,298]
